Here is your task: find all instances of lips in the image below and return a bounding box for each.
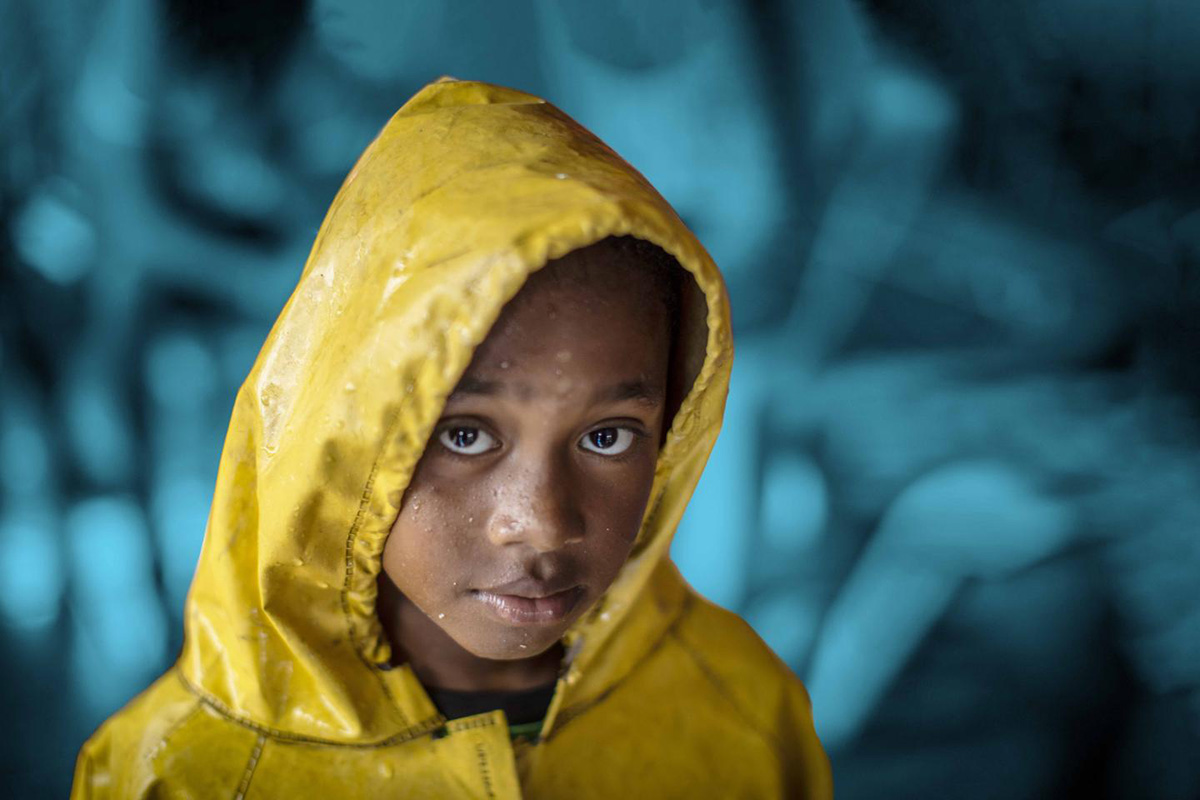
[472,581,584,625]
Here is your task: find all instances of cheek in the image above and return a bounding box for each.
[582,459,658,567]
[383,483,484,589]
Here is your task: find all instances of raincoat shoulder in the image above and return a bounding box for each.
[70,668,257,799]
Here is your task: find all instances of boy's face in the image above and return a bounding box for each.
[382,253,672,662]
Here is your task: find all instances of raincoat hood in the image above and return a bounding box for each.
[179,77,731,745]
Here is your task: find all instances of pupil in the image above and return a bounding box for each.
[592,429,617,449]
[454,428,478,448]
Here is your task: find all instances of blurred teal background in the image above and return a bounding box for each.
[4,1,1200,797]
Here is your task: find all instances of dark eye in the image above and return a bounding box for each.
[580,427,634,456]
[438,426,497,455]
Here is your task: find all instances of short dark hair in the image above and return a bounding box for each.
[555,235,683,342]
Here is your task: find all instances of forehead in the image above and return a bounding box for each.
[460,251,672,391]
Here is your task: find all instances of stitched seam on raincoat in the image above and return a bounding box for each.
[338,345,447,723]
[144,700,203,763]
[475,741,497,799]
[233,734,265,800]
[545,592,693,740]
[667,621,784,755]
[340,426,407,720]
[447,717,498,733]
[176,669,447,748]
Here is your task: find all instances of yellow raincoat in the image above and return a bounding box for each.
[71,78,832,799]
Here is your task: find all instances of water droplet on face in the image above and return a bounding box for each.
[467,516,474,523]
[555,173,568,180]
[437,613,445,619]
[499,361,510,369]
[600,612,610,622]
[518,644,528,649]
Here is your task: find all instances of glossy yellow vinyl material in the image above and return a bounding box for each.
[71,78,832,799]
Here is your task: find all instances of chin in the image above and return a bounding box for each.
[459,628,565,661]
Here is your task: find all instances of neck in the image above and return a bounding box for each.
[377,575,563,692]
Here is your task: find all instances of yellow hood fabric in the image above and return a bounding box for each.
[72,78,831,799]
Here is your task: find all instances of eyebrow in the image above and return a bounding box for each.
[598,379,663,406]
[449,376,504,398]
[447,376,663,406]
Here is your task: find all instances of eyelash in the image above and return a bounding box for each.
[435,422,646,460]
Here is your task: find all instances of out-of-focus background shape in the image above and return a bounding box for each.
[4,0,1200,796]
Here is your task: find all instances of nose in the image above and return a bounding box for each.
[486,462,584,553]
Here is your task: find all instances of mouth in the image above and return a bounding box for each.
[472,585,584,625]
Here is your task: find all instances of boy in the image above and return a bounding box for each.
[71,78,831,798]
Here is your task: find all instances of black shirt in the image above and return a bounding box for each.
[426,681,557,726]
